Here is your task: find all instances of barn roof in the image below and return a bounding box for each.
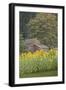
[37,44,48,49]
[24,38,48,49]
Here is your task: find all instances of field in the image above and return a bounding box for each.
[19,49,58,78]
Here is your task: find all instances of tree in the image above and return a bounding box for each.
[20,12,36,39]
[27,13,58,49]
[19,33,25,54]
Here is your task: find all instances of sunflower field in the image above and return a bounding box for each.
[19,49,58,78]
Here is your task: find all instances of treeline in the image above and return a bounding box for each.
[19,12,58,53]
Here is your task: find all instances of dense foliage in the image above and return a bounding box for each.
[19,12,58,53]
[27,13,58,49]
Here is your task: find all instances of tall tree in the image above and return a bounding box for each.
[27,13,58,48]
[20,12,36,39]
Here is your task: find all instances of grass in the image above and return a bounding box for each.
[20,70,58,78]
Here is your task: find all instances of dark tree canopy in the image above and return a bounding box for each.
[20,12,36,39]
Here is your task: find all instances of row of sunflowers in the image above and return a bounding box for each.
[19,49,58,75]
